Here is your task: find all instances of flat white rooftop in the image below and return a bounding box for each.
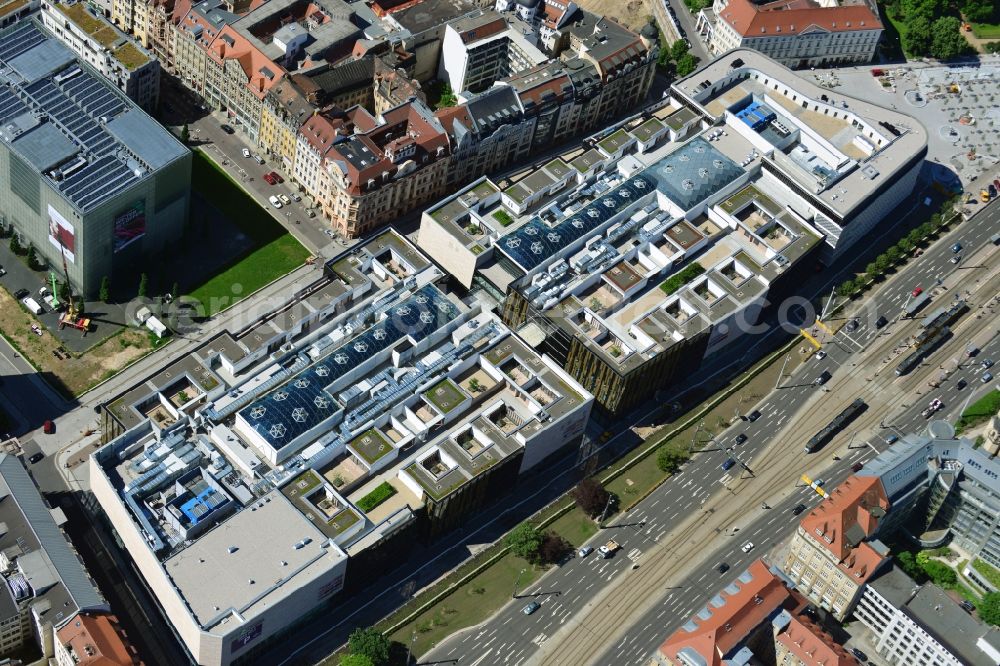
[163,490,345,629]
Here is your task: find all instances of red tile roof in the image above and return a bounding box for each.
[57,613,143,666]
[659,559,792,666]
[777,610,859,665]
[206,26,285,99]
[799,475,889,583]
[718,0,882,37]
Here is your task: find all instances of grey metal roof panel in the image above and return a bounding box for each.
[11,122,77,171]
[904,583,998,666]
[105,109,188,170]
[0,454,106,614]
[5,36,75,83]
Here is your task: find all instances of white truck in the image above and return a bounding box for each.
[22,297,44,315]
[598,539,620,559]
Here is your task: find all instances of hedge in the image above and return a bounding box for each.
[357,482,397,512]
[660,262,705,295]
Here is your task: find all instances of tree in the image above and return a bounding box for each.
[340,655,374,666]
[538,532,572,564]
[897,237,915,253]
[675,53,699,78]
[437,82,458,109]
[347,627,391,666]
[902,15,933,56]
[865,262,880,280]
[837,279,856,297]
[170,281,179,299]
[180,124,190,143]
[886,246,903,263]
[670,38,689,62]
[930,17,971,60]
[917,221,934,237]
[897,551,925,581]
[506,522,543,561]
[657,446,687,473]
[58,281,71,305]
[571,478,610,518]
[26,245,38,270]
[922,559,957,586]
[875,254,891,272]
[907,228,924,245]
[985,41,1000,54]
[980,592,1000,626]
[99,276,111,303]
[8,236,20,255]
[138,272,148,298]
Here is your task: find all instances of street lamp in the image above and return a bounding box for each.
[512,568,527,599]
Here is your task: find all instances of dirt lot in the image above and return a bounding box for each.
[575,0,652,30]
[0,289,156,397]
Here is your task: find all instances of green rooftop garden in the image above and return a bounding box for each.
[114,42,149,71]
[492,209,514,227]
[407,463,468,501]
[598,128,631,153]
[470,180,499,199]
[971,558,1000,590]
[503,183,531,205]
[356,481,397,512]
[348,428,393,466]
[57,2,120,47]
[660,262,706,295]
[325,506,361,535]
[631,117,665,142]
[424,378,466,414]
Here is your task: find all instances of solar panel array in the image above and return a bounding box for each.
[497,173,657,273]
[0,20,143,210]
[238,285,460,452]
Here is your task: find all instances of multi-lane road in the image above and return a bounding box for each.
[421,207,1000,666]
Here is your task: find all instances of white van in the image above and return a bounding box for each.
[22,297,44,315]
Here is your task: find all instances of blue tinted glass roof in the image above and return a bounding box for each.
[238,285,459,452]
[652,137,744,211]
[497,173,656,272]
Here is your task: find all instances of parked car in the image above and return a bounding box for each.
[28,452,44,464]
[220,123,235,134]
[43,420,55,434]
[741,541,754,553]
[252,153,265,165]
[267,171,284,184]
[960,600,976,612]
[717,562,730,574]
[0,265,5,276]
[263,172,276,185]
[792,504,806,515]
[242,148,251,158]
[522,601,540,615]
[278,194,291,205]
[578,546,593,558]
[291,192,301,201]
[746,410,762,422]
[850,647,868,662]
[268,195,283,209]
[734,433,748,446]
[14,288,29,299]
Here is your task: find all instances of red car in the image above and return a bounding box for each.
[911,286,923,297]
[43,419,55,434]
[994,178,1000,191]
[268,171,284,184]
[262,172,276,185]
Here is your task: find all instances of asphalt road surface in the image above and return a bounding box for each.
[420,207,1000,666]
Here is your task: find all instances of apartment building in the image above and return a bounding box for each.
[54,612,144,666]
[697,0,883,68]
[319,99,450,238]
[783,475,891,620]
[172,0,236,93]
[854,565,1000,666]
[0,20,190,298]
[92,230,592,666]
[494,0,579,53]
[41,1,160,111]
[658,558,858,665]
[0,454,108,659]
[438,9,546,94]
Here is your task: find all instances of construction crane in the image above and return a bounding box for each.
[55,235,90,335]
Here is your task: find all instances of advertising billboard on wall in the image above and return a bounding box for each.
[230,620,263,653]
[47,205,76,264]
[113,200,146,253]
